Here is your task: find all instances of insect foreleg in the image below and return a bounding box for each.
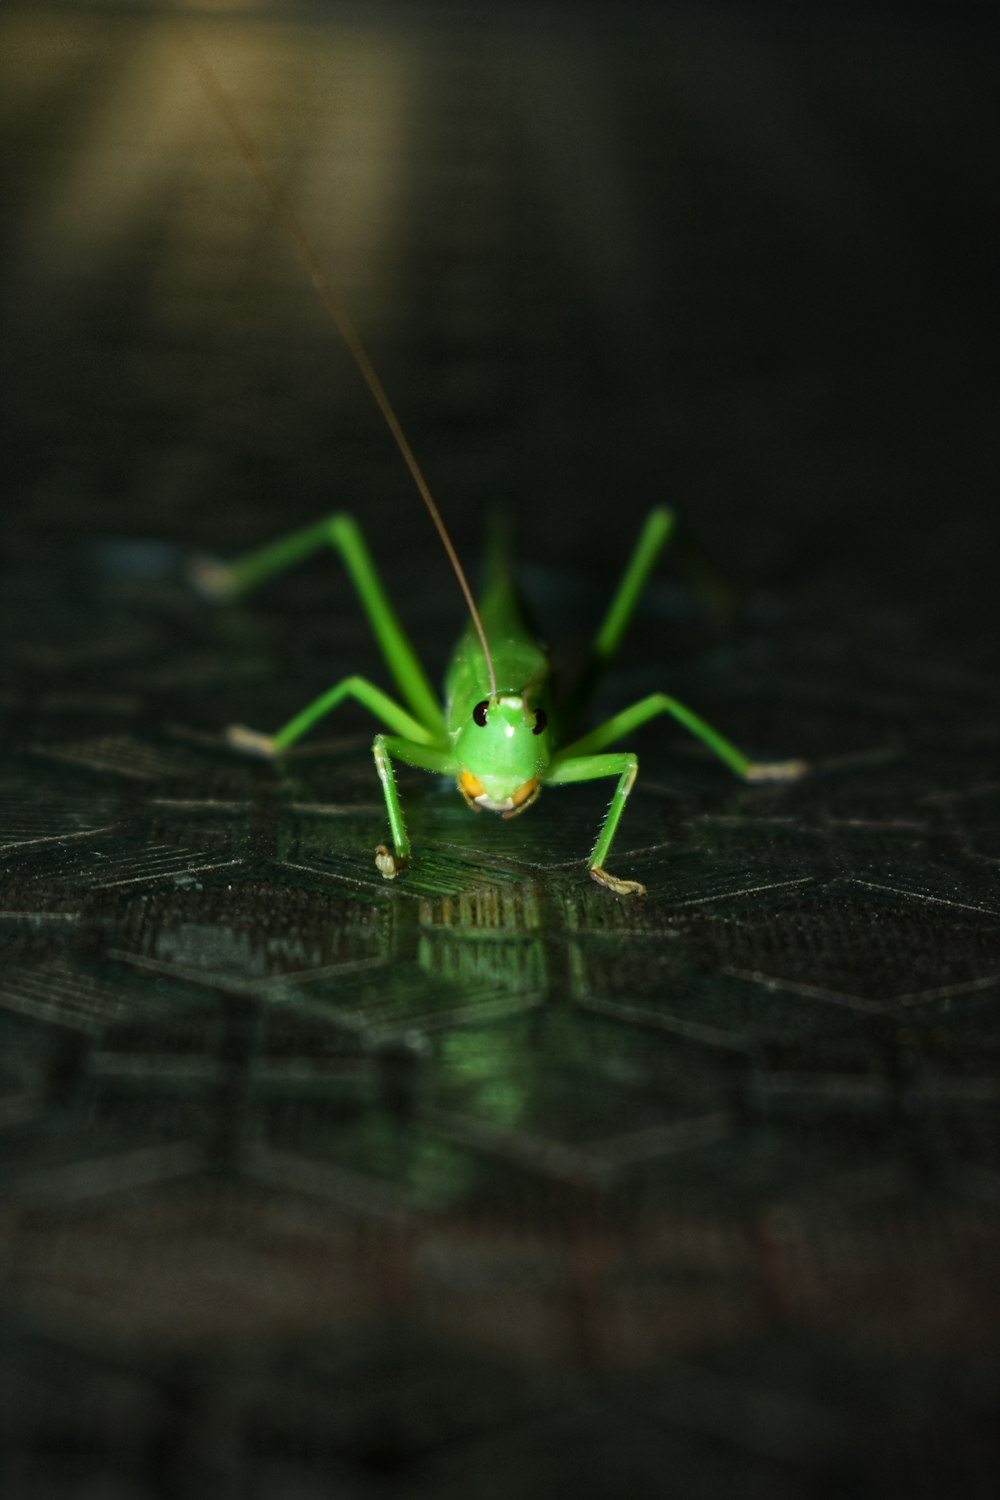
[543,752,645,895]
[373,734,458,879]
[194,513,445,734]
[558,693,807,782]
[227,676,440,757]
[547,692,806,894]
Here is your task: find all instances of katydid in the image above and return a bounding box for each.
[186,38,806,896]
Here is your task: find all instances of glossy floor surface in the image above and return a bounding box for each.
[2,5,998,1495]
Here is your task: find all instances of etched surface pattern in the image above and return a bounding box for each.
[2,6,998,1496]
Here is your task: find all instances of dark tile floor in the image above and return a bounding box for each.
[1,5,998,1495]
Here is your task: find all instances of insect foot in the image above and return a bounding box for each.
[375,844,405,880]
[188,554,237,602]
[590,866,647,897]
[744,759,809,783]
[226,724,278,758]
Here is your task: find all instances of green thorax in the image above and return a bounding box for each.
[442,531,553,808]
[443,536,551,732]
[446,576,554,729]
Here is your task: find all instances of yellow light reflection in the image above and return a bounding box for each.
[2,11,410,338]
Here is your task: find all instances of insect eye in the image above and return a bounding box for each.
[472,700,489,727]
[532,709,548,736]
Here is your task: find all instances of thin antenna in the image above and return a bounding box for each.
[181,31,498,699]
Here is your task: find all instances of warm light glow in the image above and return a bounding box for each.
[3,12,411,338]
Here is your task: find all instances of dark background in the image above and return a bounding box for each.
[1,3,999,1496]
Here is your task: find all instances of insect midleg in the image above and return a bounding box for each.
[195,512,445,736]
[227,676,437,759]
[373,734,458,879]
[542,752,644,895]
[556,693,807,781]
[560,506,676,732]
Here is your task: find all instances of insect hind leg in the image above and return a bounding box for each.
[560,507,676,733]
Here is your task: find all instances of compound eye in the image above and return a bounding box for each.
[532,708,548,736]
[472,699,489,727]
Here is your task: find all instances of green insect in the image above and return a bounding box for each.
[188,41,806,896]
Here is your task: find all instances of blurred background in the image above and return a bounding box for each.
[1,2,999,1496]
[4,1,996,623]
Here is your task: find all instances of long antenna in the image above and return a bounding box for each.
[181,31,498,699]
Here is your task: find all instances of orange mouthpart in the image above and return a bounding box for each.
[460,770,485,799]
[510,776,539,807]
